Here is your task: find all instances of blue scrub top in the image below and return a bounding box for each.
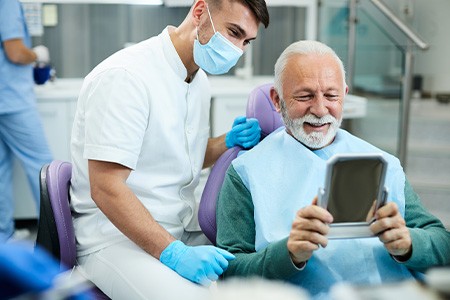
[0,0,35,113]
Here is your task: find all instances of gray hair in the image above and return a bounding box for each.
[273,40,346,99]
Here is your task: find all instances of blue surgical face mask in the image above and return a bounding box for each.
[193,5,243,75]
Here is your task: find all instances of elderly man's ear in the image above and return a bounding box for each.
[270,87,281,113]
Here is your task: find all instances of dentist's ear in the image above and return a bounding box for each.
[191,0,207,25]
[270,87,282,113]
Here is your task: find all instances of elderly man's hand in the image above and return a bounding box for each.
[287,198,333,266]
[370,202,412,259]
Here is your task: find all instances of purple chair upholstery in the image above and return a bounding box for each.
[36,160,110,300]
[246,83,284,139]
[199,83,284,244]
[36,160,75,269]
[198,147,242,245]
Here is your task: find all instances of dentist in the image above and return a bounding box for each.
[70,0,269,299]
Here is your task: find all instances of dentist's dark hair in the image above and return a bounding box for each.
[207,0,270,28]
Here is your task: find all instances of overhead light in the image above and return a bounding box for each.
[20,0,163,5]
[116,0,163,4]
[163,0,191,6]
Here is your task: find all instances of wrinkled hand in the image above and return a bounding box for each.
[160,240,235,286]
[33,45,50,64]
[287,198,333,266]
[370,202,412,258]
[225,116,261,149]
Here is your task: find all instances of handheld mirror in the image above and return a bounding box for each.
[318,153,388,239]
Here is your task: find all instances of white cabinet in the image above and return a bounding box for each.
[210,76,274,137]
[211,96,248,137]
[13,80,80,219]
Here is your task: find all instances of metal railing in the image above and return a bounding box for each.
[347,0,429,168]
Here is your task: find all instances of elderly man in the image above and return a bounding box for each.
[216,40,450,299]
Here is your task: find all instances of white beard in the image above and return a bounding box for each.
[280,101,342,149]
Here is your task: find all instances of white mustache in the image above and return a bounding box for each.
[300,114,337,125]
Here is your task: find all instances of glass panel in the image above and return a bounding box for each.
[318,0,349,69]
[351,6,403,157]
[319,0,402,156]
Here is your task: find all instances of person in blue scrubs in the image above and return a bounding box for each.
[0,0,53,238]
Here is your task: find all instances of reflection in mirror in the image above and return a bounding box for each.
[327,159,383,223]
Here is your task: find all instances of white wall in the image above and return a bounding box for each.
[413,0,450,94]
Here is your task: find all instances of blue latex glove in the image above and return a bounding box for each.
[225,116,261,149]
[160,240,235,286]
[0,242,61,299]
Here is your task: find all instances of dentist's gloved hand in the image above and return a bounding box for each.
[225,116,261,149]
[160,240,235,286]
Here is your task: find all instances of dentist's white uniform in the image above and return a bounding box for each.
[70,27,210,300]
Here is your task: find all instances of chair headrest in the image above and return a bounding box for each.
[246,83,284,139]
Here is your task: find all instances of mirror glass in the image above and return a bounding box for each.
[327,158,383,223]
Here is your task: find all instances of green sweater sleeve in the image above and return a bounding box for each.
[402,179,450,272]
[216,165,301,280]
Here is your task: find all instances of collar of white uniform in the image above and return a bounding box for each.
[160,26,189,82]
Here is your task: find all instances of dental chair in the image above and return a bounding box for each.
[199,83,284,244]
[35,160,110,299]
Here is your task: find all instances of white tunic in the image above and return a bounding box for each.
[70,27,211,256]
